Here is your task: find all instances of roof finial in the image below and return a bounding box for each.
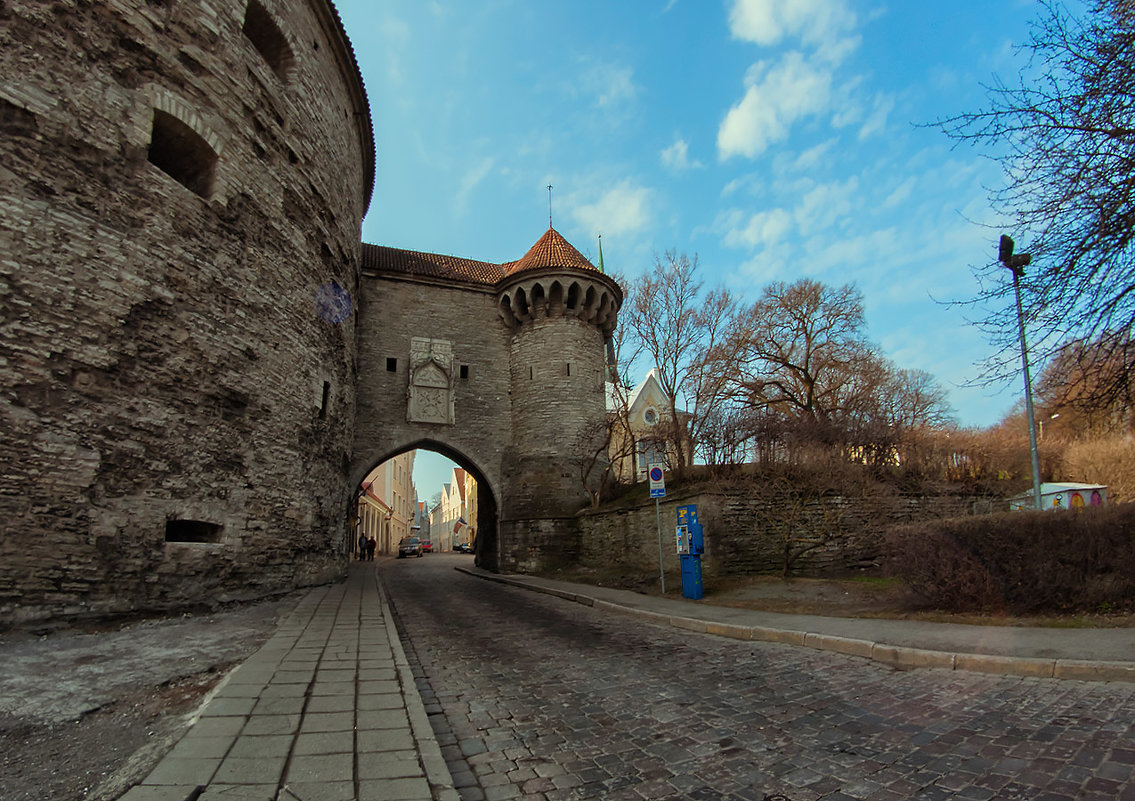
[597,233,605,274]
[547,184,553,228]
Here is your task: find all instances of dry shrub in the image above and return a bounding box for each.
[1061,435,1135,503]
[884,503,1135,615]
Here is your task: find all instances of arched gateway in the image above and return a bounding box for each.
[0,0,619,626]
[354,231,622,572]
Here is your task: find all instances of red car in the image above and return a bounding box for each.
[420,539,433,553]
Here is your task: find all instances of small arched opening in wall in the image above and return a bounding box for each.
[349,440,499,570]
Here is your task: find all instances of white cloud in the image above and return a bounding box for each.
[789,138,838,172]
[722,208,793,249]
[582,62,636,108]
[379,17,411,86]
[793,176,859,232]
[571,180,653,238]
[661,138,701,170]
[728,0,858,60]
[717,52,833,160]
[455,157,495,216]
[883,176,916,209]
[858,92,895,140]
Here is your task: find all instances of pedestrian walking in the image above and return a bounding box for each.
[358,532,367,560]
[366,536,377,561]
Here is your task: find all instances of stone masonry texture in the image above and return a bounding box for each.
[577,488,989,580]
[1,0,370,625]
[1,0,621,625]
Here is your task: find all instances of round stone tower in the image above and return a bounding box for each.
[0,0,373,624]
[495,228,622,570]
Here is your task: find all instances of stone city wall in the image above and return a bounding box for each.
[577,486,985,580]
[0,0,371,624]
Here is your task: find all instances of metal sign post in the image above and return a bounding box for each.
[649,464,666,593]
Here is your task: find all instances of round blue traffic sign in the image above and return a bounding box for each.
[649,466,663,482]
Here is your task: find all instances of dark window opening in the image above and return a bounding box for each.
[242,0,294,81]
[319,381,330,419]
[148,109,217,198]
[165,519,222,543]
[529,366,533,380]
[566,363,571,377]
[386,357,398,372]
[460,365,469,380]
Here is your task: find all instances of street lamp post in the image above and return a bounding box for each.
[999,235,1043,511]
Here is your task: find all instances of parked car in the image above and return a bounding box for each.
[397,536,423,558]
[454,542,473,553]
[420,539,433,553]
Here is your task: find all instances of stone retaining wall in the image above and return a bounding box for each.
[577,485,985,580]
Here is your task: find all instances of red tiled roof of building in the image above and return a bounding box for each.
[363,228,599,286]
[502,227,598,276]
[362,244,504,285]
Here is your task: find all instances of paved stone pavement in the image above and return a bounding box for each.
[382,556,1135,801]
[118,562,456,801]
[465,570,1135,682]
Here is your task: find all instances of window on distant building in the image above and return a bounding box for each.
[636,440,666,477]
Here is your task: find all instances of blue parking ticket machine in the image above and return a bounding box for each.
[676,504,703,599]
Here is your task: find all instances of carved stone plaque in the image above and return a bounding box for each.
[408,338,454,425]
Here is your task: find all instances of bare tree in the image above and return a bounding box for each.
[883,368,956,433]
[732,279,871,427]
[1036,330,1134,435]
[622,252,742,478]
[939,1,1135,408]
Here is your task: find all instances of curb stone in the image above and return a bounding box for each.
[458,568,1135,683]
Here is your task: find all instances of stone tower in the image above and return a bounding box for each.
[496,229,621,568]
[0,0,373,624]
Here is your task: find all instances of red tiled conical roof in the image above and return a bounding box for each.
[502,227,599,276]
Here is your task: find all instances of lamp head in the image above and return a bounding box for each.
[999,234,1015,264]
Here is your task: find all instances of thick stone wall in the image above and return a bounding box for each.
[0,0,371,624]
[351,274,510,509]
[577,487,987,580]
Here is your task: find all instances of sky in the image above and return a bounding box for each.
[331,0,1070,499]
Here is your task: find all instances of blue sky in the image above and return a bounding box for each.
[331,0,1066,498]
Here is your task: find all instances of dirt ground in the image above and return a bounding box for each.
[0,592,303,801]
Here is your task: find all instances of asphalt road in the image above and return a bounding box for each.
[380,554,1135,801]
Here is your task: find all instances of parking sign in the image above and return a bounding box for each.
[649,464,665,498]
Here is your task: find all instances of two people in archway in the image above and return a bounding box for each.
[358,532,377,561]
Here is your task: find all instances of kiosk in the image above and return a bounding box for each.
[676,504,704,600]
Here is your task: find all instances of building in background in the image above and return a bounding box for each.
[412,500,427,543]
[439,468,468,551]
[355,487,392,558]
[608,369,694,482]
[357,451,417,553]
[463,470,479,550]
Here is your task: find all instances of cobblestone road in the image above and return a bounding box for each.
[380,556,1135,801]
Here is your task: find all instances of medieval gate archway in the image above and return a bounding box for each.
[352,440,499,565]
[352,230,621,573]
